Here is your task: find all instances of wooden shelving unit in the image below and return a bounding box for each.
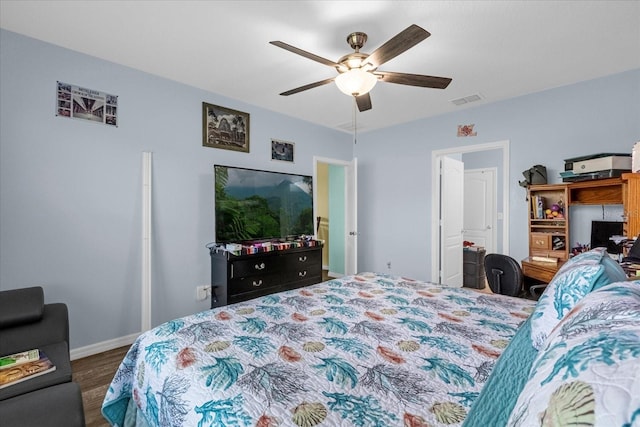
[567,174,639,238]
[522,173,640,285]
[527,184,570,261]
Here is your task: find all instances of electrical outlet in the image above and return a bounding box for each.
[196,285,211,301]
[387,261,391,270]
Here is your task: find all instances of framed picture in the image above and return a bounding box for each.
[202,102,249,152]
[271,139,295,163]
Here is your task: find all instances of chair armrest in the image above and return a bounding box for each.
[0,287,44,328]
[0,303,69,356]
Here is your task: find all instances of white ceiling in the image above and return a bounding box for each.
[1,1,639,133]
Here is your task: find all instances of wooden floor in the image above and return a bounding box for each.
[71,345,130,427]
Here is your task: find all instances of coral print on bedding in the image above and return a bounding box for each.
[530,248,619,350]
[508,281,640,427]
[102,273,535,427]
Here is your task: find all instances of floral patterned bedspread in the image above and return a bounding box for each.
[102,273,535,427]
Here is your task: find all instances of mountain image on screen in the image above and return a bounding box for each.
[214,165,313,243]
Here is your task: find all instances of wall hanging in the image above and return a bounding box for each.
[271,139,294,162]
[202,102,249,153]
[56,81,118,127]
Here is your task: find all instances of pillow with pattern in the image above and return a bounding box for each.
[530,249,611,350]
[508,281,640,427]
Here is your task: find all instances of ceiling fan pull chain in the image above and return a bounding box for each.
[353,97,357,145]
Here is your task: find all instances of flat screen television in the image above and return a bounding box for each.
[214,165,314,243]
[591,220,624,254]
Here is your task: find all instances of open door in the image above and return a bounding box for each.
[314,157,358,278]
[440,156,464,286]
[345,158,358,275]
[431,140,510,284]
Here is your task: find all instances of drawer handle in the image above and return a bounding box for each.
[252,280,263,287]
[535,240,545,245]
[298,270,307,278]
[298,255,307,262]
[254,262,266,270]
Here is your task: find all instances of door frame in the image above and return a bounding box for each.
[430,140,510,283]
[313,156,357,277]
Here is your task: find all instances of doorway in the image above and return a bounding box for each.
[430,140,510,284]
[313,157,358,278]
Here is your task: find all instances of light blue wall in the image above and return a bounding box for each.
[2,28,639,351]
[328,164,345,275]
[0,30,352,350]
[355,69,640,281]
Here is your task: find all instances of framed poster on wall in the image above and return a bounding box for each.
[202,102,250,152]
[56,81,118,127]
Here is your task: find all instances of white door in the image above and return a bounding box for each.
[345,158,358,275]
[440,156,464,286]
[464,168,497,252]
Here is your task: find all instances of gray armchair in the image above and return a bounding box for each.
[0,286,85,427]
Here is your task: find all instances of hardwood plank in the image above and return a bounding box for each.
[71,345,130,427]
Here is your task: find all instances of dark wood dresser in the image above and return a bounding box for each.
[209,245,322,308]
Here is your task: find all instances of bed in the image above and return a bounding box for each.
[102,272,535,427]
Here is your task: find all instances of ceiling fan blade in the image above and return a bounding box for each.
[365,24,430,69]
[375,71,452,89]
[355,93,372,112]
[279,77,336,96]
[270,41,340,68]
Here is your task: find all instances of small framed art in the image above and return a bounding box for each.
[271,139,294,162]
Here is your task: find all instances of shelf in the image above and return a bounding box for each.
[568,177,624,205]
[527,184,569,262]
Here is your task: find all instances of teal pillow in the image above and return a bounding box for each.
[596,254,628,287]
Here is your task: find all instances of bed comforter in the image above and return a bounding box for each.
[102,273,535,427]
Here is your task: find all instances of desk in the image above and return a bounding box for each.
[521,257,565,283]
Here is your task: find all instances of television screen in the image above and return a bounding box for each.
[214,165,314,243]
[591,220,624,254]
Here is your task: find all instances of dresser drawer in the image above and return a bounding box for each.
[530,233,551,250]
[230,273,281,295]
[231,256,280,279]
[282,249,322,282]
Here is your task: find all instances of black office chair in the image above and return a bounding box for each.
[484,253,523,297]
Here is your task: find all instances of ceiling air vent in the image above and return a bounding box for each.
[450,93,483,106]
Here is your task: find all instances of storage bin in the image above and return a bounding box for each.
[463,248,486,289]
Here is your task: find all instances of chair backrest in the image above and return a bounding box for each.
[483,254,523,297]
[623,237,640,263]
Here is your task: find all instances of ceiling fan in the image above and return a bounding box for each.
[270,24,452,112]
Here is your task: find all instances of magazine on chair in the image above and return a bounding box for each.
[0,349,41,370]
[0,351,56,389]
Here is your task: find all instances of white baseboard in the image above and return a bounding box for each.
[328,270,344,278]
[70,332,139,361]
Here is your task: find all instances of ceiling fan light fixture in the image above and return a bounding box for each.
[335,68,377,96]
